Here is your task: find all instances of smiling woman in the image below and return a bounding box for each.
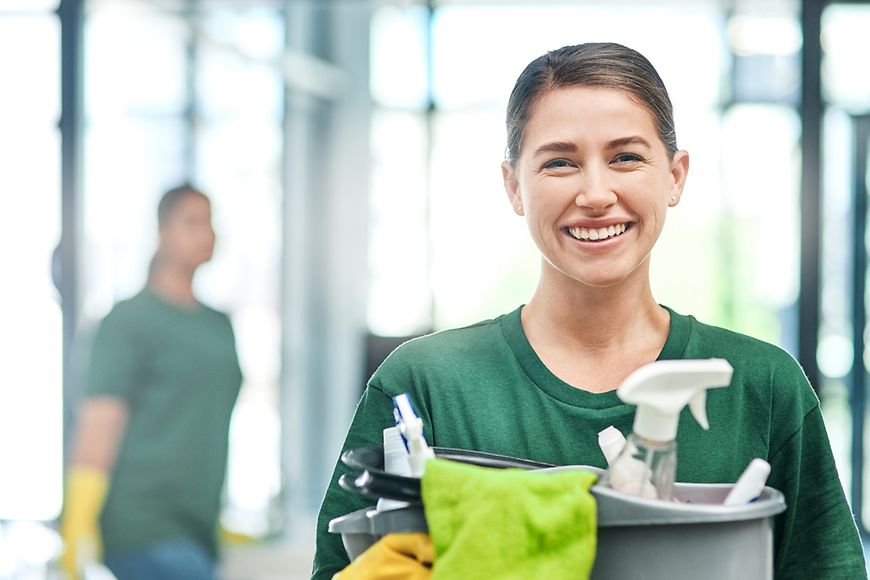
[311,42,866,580]
[502,86,687,315]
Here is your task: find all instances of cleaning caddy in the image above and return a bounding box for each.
[329,360,787,579]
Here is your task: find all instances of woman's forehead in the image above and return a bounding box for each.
[173,194,210,212]
[522,86,660,147]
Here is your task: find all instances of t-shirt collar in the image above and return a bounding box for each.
[499,304,690,408]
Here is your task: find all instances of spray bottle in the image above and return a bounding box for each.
[605,359,734,501]
[392,393,434,477]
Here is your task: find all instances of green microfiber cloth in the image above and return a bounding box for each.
[421,459,598,580]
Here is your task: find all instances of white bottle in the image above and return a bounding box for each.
[598,426,627,466]
[393,393,434,477]
[724,458,771,505]
[377,426,413,512]
[382,425,413,477]
[605,359,734,501]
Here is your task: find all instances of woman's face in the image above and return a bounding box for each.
[159,194,215,270]
[502,86,689,290]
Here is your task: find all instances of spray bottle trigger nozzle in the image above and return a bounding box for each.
[688,390,709,430]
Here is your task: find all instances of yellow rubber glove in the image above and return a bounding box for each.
[220,523,257,545]
[60,466,109,580]
[334,533,434,580]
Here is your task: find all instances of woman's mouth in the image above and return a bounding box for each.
[565,223,631,242]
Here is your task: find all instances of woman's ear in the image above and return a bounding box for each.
[668,150,690,207]
[502,161,524,216]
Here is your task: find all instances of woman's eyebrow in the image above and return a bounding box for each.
[533,141,577,157]
[606,136,652,150]
[533,136,652,157]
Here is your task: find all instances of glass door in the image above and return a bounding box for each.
[848,115,870,531]
[818,3,870,534]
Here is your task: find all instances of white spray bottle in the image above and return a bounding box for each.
[393,393,434,477]
[605,359,734,501]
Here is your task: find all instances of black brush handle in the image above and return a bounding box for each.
[338,471,424,503]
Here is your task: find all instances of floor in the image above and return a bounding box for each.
[0,520,317,580]
[3,522,868,578]
[221,538,315,580]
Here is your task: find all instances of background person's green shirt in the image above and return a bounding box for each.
[85,288,243,559]
[312,306,866,580]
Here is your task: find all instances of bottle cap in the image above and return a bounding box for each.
[724,458,771,505]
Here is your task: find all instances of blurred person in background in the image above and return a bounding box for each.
[61,185,242,580]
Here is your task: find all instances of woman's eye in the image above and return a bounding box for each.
[543,159,573,169]
[613,153,643,164]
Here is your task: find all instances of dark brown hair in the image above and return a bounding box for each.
[505,42,677,165]
[148,184,209,282]
[157,183,208,229]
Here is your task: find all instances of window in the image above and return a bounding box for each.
[0,6,62,522]
[81,0,284,537]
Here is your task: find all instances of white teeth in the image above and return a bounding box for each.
[567,223,628,242]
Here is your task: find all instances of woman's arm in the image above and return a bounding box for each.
[70,396,129,469]
[61,396,129,579]
[768,404,866,578]
[311,385,398,580]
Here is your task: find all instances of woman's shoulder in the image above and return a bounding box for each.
[196,301,233,323]
[673,310,820,433]
[373,311,514,377]
[391,314,508,357]
[100,291,152,324]
[88,292,155,348]
[102,290,232,331]
[675,309,809,384]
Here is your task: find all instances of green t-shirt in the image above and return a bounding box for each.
[312,306,866,579]
[85,288,242,559]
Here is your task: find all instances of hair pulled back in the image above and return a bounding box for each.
[505,42,677,164]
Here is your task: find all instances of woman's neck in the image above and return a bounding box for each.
[148,264,198,308]
[523,261,667,355]
[521,262,670,392]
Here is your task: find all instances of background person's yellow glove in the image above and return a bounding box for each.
[333,532,433,580]
[60,466,109,580]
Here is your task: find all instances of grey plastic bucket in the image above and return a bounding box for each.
[329,466,786,580]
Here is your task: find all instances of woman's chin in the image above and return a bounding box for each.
[547,261,636,290]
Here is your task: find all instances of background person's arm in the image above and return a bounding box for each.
[71,396,128,469]
[61,396,128,579]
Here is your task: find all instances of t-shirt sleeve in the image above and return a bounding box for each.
[310,382,396,580]
[86,306,143,400]
[768,402,866,578]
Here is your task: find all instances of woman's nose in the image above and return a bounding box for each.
[574,167,617,212]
